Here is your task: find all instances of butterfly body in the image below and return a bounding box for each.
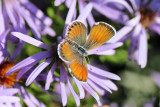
[58,21,116,82]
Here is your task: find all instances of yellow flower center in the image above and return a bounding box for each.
[0,61,18,87]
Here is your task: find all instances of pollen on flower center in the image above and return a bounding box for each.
[0,61,18,87]
[139,7,156,27]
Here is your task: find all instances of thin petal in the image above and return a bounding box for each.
[88,73,112,93]
[130,0,138,10]
[95,50,115,55]
[22,1,52,26]
[149,23,160,35]
[93,3,129,24]
[18,7,41,39]
[11,32,51,49]
[138,28,147,68]
[0,0,5,34]
[0,96,20,103]
[128,24,142,60]
[82,83,102,106]
[45,62,57,90]
[63,0,76,37]
[88,65,121,80]
[74,78,85,99]
[87,79,105,95]
[6,51,51,76]
[60,64,67,106]
[103,0,133,14]
[88,42,123,55]
[26,58,53,86]
[77,3,93,22]
[65,0,76,25]
[0,88,19,96]
[66,76,80,106]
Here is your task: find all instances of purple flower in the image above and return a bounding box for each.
[6,29,121,106]
[107,0,160,68]
[0,85,46,107]
[6,1,121,106]
[0,87,21,107]
[0,0,55,39]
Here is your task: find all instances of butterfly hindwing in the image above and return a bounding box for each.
[84,22,116,50]
[70,56,88,82]
[66,21,87,46]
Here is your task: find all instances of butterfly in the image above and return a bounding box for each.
[58,21,116,82]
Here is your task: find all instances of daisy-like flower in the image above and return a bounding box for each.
[0,59,46,107]
[0,0,55,39]
[0,88,20,106]
[54,0,132,26]
[108,0,160,68]
[6,1,121,106]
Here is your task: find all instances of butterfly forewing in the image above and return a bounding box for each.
[84,22,116,50]
[66,21,87,46]
[70,56,88,82]
[58,40,79,62]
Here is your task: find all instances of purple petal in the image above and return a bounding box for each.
[45,62,57,90]
[65,0,76,25]
[63,0,76,37]
[74,78,85,99]
[151,72,160,88]
[130,0,138,10]
[77,3,93,22]
[6,51,51,76]
[19,86,37,107]
[0,29,10,42]
[88,73,112,93]
[88,42,123,55]
[33,81,50,95]
[41,27,56,37]
[22,0,52,26]
[11,32,51,49]
[54,0,65,6]
[0,1,5,34]
[137,28,147,68]
[88,65,121,80]
[26,58,53,86]
[87,13,95,27]
[103,0,133,14]
[82,83,102,106]
[95,50,115,55]
[5,3,17,28]
[18,7,41,39]
[109,14,140,43]
[149,23,160,35]
[11,41,24,60]
[108,26,133,43]
[128,24,142,60]
[0,96,20,103]
[65,75,80,106]
[87,79,105,95]
[0,88,19,96]
[155,17,160,24]
[93,3,129,24]
[60,64,67,106]
[126,13,140,26]
[17,66,33,81]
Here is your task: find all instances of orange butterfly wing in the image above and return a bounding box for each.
[66,21,87,46]
[84,22,116,50]
[70,57,88,82]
